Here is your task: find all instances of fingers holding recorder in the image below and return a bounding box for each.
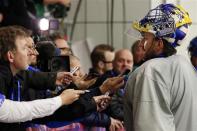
[60,89,85,105]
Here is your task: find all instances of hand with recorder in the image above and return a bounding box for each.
[99,76,125,94]
[69,66,97,90]
[59,89,85,105]
[56,72,73,86]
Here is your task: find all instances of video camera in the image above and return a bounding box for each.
[49,55,70,72]
[36,40,70,72]
[47,4,70,18]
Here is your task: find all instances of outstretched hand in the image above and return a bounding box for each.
[109,117,124,131]
[60,89,85,105]
[56,72,73,86]
[93,95,111,112]
[73,74,97,90]
[99,76,124,94]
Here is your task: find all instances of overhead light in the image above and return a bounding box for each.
[39,18,49,31]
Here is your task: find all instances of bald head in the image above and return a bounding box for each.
[113,49,133,74]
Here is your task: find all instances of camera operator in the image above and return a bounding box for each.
[49,32,72,55]
[0,0,71,35]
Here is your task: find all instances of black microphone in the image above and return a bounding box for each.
[120,69,131,76]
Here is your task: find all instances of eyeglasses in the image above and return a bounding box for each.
[27,44,37,50]
[59,47,72,54]
[103,61,113,64]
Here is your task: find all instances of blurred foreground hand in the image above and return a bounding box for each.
[93,95,111,112]
[56,72,73,86]
[60,89,85,105]
[73,74,97,90]
[99,77,124,94]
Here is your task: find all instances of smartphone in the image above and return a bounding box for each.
[70,66,79,75]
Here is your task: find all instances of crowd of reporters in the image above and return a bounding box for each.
[0,1,197,131]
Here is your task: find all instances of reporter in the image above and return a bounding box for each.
[0,89,84,123]
[0,25,124,130]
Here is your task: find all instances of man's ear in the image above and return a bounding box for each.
[155,39,164,51]
[98,60,104,69]
[7,51,15,63]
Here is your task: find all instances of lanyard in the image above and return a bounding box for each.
[10,80,21,101]
[28,66,40,72]
[17,80,20,101]
[0,93,5,107]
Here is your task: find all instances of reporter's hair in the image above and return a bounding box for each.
[0,26,28,62]
[49,32,64,42]
[131,40,140,54]
[69,54,80,67]
[91,44,114,67]
[36,41,57,60]
[11,25,32,36]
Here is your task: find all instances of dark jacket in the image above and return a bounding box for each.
[86,68,101,80]
[0,63,99,131]
[88,69,124,122]
[89,69,119,90]
[79,70,123,128]
[81,112,111,127]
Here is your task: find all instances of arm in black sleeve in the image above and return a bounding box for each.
[66,82,102,99]
[81,87,102,100]
[31,94,97,124]
[20,70,57,91]
[80,112,111,127]
[109,91,124,121]
[0,77,7,96]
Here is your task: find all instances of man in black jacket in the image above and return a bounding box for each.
[0,26,124,130]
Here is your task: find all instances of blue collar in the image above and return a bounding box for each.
[27,66,40,72]
[0,93,5,108]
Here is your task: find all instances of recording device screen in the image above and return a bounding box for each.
[36,40,70,72]
[49,56,70,72]
[49,20,59,30]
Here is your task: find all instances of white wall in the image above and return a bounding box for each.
[67,0,197,48]
[67,0,151,49]
[65,0,197,72]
